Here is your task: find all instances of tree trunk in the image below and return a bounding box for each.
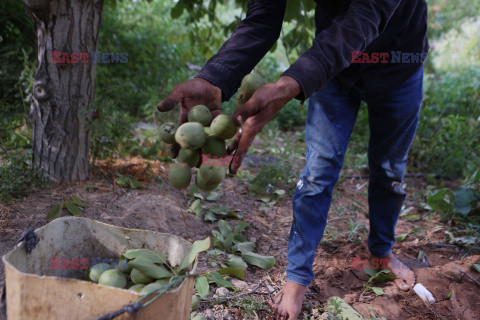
[23,0,103,183]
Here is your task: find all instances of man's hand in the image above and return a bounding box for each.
[157,78,222,157]
[227,75,301,174]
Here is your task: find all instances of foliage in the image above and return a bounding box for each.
[413,67,480,178]
[115,174,144,189]
[0,0,35,107]
[0,150,45,203]
[427,170,480,220]
[96,0,202,117]
[46,196,88,221]
[361,268,396,297]
[226,295,270,319]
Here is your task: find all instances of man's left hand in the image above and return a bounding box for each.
[227,75,301,174]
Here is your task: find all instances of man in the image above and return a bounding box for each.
[158,0,428,318]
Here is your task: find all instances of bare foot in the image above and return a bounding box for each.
[268,281,307,320]
[373,254,415,291]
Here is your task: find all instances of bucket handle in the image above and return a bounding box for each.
[17,229,39,254]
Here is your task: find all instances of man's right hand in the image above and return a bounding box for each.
[157,78,222,157]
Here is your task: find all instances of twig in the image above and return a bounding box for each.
[174,192,190,239]
[453,263,480,288]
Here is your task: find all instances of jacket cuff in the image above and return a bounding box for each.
[195,62,240,102]
[282,54,328,101]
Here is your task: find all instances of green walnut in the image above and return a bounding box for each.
[168,162,192,189]
[175,122,207,150]
[188,105,212,126]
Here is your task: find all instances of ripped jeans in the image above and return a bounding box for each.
[286,66,424,287]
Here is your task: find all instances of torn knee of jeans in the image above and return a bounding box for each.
[296,176,328,196]
[389,181,406,196]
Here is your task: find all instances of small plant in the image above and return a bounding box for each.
[115,174,144,189]
[361,268,396,297]
[427,170,480,220]
[0,150,46,202]
[46,196,88,221]
[226,295,270,319]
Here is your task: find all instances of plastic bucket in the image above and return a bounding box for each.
[2,216,197,320]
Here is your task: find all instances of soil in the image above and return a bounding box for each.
[1,158,479,320]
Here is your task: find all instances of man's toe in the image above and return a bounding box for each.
[394,278,410,291]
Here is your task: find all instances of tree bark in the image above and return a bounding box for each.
[23,0,103,183]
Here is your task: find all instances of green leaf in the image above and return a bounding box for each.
[227,212,241,219]
[206,192,222,201]
[222,233,236,251]
[170,2,184,19]
[395,233,410,242]
[226,255,248,270]
[115,176,130,187]
[207,272,234,289]
[65,201,82,216]
[178,237,211,271]
[218,220,232,237]
[204,211,217,222]
[122,249,167,264]
[46,203,64,221]
[372,270,396,282]
[371,287,385,295]
[195,276,209,298]
[364,266,378,277]
[233,221,249,235]
[212,230,225,242]
[188,199,203,216]
[129,179,144,190]
[234,242,256,253]
[453,186,475,216]
[401,214,421,221]
[241,251,275,269]
[128,257,172,279]
[70,196,87,207]
[218,267,246,280]
[209,204,231,216]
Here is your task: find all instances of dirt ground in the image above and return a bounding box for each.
[1,160,479,320]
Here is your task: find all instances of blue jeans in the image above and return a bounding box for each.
[286,66,424,287]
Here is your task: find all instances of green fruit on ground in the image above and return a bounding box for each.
[139,283,164,295]
[202,136,226,157]
[178,148,200,167]
[191,314,207,320]
[89,263,113,282]
[191,295,200,311]
[159,122,177,144]
[211,115,237,140]
[98,269,127,288]
[198,165,225,184]
[128,284,145,293]
[204,127,212,136]
[195,174,219,192]
[118,259,132,273]
[168,163,192,189]
[131,268,153,285]
[175,122,207,150]
[188,105,212,126]
[240,72,265,99]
